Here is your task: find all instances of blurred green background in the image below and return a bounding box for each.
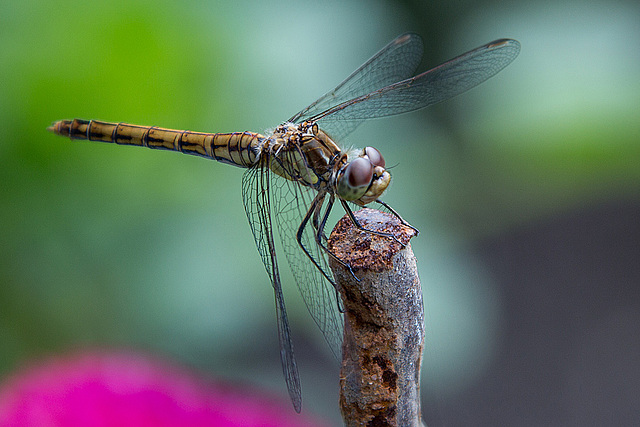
[1,0,639,424]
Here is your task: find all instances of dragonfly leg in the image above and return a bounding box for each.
[312,194,360,287]
[375,199,419,235]
[340,199,407,246]
[295,193,340,289]
[311,195,349,313]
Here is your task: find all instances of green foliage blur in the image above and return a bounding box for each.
[1,0,639,422]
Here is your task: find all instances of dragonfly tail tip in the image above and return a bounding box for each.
[46,122,59,133]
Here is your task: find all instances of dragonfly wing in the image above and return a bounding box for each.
[241,159,302,413]
[271,153,344,359]
[288,33,424,126]
[311,39,521,131]
[273,282,302,412]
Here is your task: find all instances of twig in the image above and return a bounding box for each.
[328,208,424,427]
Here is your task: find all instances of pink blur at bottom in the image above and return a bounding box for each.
[0,351,329,427]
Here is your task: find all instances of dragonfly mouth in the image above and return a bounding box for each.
[359,166,390,205]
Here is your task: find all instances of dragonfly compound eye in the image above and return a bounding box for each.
[364,146,385,168]
[337,157,373,201]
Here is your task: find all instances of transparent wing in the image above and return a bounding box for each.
[270,153,344,359]
[288,33,424,126]
[310,38,521,140]
[241,159,302,413]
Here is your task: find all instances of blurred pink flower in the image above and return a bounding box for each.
[0,351,330,427]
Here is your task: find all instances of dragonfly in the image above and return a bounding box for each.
[48,33,520,412]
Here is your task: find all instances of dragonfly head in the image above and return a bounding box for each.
[336,146,390,205]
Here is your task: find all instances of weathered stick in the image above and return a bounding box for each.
[328,208,424,427]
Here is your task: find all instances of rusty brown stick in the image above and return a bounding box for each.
[328,208,424,427]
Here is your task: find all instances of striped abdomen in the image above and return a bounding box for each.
[48,119,264,168]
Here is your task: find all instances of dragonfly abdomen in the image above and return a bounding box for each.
[48,119,263,168]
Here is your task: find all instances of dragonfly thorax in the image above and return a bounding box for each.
[267,122,343,189]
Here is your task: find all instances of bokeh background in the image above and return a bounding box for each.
[1,0,639,425]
